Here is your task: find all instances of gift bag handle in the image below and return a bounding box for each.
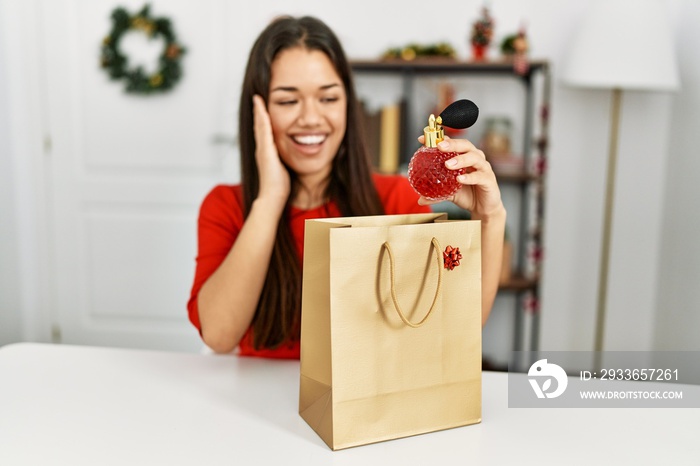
[381,237,443,328]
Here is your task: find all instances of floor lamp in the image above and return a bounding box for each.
[561,0,679,369]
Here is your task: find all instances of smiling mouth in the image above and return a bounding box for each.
[292,134,327,145]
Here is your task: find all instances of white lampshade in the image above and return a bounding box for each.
[562,0,679,91]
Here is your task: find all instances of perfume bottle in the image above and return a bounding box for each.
[408,99,479,201]
[408,114,465,201]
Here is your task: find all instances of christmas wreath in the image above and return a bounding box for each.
[100,4,186,94]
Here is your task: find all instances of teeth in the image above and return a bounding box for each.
[293,135,326,145]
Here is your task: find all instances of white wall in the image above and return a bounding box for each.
[1,0,53,346]
[1,0,698,359]
[655,0,700,352]
[0,0,23,345]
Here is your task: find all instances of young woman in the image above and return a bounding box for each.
[187,16,506,357]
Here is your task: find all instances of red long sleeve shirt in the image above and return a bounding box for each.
[187,173,430,358]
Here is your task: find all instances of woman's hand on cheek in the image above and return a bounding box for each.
[253,94,290,206]
[417,135,505,220]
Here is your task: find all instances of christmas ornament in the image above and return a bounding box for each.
[470,6,495,61]
[382,42,456,61]
[100,4,186,94]
[500,27,530,76]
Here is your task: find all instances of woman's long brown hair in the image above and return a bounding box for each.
[238,16,384,349]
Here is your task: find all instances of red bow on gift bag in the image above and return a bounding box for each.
[443,245,462,270]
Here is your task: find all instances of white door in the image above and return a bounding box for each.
[39,0,241,351]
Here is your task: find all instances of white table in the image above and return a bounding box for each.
[1,343,698,465]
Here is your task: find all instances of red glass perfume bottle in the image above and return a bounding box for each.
[408,114,466,201]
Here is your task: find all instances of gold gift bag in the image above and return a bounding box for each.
[299,212,482,450]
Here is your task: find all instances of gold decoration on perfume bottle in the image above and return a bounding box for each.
[423,114,445,148]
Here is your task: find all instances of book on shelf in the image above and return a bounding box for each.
[359,100,405,174]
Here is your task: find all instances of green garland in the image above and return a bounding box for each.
[382,42,456,61]
[100,4,186,94]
